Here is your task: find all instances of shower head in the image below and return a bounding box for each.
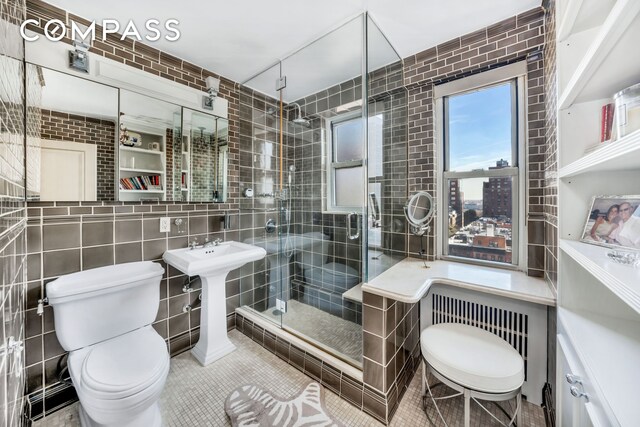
[288,102,310,127]
[289,164,296,172]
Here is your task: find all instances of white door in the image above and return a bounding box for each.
[40,140,97,201]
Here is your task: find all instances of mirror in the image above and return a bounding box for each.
[118,90,182,202]
[181,108,228,203]
[404,191,434,235]
[26,65,119,201]
[25,64,228,203]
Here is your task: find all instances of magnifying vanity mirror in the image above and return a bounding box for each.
[404,191,434,236]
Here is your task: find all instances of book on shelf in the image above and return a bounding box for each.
[600,102,615,143]
[119,175,162,191]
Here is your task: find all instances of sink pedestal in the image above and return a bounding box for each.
[162,241,266,367]
[191,273,235,366]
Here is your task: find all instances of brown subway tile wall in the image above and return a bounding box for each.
[24,203,240,419]
[403,7,547,276]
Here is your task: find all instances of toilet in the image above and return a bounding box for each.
[297,232,360,291]
[46,262,169,427]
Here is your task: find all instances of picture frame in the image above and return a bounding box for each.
[580,195,640,251]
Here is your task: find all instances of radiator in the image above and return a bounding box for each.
[421,284,548,405]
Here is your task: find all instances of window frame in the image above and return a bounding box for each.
[325,110,364,213]
[434,62,528,270]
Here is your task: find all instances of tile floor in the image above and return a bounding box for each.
[261,299,363,364]
[34,330,545,426]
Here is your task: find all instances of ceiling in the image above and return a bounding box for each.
[46,0,540,92]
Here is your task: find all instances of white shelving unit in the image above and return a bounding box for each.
[119,131,166,202]
[180,134,190,200]
[556,1,640,425]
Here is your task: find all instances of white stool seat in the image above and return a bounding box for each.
[420,323,524,393]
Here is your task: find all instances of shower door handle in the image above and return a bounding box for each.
[346,212,360,240]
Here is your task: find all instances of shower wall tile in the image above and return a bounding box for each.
[0,0,28,425]
[24,202,240,421]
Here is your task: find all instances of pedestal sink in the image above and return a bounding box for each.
[163,241,266,366]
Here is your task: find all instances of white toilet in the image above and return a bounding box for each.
[47,261,169,427]
[297,233,360,292]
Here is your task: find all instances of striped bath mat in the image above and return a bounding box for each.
[225,382,345,427]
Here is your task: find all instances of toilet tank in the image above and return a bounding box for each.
[46,262,164,351]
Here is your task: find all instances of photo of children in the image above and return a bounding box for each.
[581,196,640,250]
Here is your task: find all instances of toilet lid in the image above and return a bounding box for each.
[79,327,169,399]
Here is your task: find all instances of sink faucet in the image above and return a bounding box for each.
[189,238,201,250]
[213,238,223,246]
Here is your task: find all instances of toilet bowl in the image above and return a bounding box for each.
[296,232,360,292]
[47,262,168,427]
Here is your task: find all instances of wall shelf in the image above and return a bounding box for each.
[120,168,165,174]
[558,129,640,178]
[119,130,166,201]
[559,239,640,314]
[558,0,640,109]
[556,1,640,423]
[119,189,164,194]
[119,146,163,155]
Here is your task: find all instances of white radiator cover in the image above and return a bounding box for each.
[420,284,548,405]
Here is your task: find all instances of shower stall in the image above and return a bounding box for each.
[237,14,408,367]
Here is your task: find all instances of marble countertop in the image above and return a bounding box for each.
[361,258,557,306]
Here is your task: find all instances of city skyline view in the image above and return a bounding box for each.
[448,82,514,199]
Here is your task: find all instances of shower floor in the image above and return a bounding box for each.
[261,300,363,365]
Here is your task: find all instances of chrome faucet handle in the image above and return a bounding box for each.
[213,238,223,246]
[189,238,199,250]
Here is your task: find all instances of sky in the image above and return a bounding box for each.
[448,82,513,199]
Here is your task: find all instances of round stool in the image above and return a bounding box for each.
[420,323,524,427]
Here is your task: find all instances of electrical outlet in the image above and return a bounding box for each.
[159,217,171,233]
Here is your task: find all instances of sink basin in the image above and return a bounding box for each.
[162,241,266,366]
[163,241,266,276]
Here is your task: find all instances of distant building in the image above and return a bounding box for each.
[449,234,512,263]
[482,159,512,218]
[449,179,463,226]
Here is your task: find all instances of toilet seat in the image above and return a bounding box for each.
[68,326,170,425]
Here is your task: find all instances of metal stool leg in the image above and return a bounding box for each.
[421,360,426,398]
[516,392,522,427]
[464,388,471,427]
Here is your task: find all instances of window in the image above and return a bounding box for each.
[436,64,526,268]
[326,112,384,212]
[327,113,364,211]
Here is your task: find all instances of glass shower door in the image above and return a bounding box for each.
[239,13,407,368]
[272,15,367,366]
